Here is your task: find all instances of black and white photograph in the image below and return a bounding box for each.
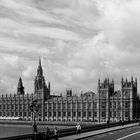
[0,0,140,140]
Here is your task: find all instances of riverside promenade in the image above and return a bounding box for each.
[59,123,138,140]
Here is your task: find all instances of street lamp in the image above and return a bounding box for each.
[29,99,41,133]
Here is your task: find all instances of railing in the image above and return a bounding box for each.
[0,120,137,140]
[55,120,137,138]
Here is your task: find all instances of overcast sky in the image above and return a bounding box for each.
[0,0,140,95]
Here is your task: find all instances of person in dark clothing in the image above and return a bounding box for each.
[33,123,38,133]
[46,127,50,140]
[120,120,122,126]
[122,120,124,126]
[107,120,110,128]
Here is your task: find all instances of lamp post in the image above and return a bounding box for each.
[30,99,41,133]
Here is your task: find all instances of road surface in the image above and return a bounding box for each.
[82,125,140,140]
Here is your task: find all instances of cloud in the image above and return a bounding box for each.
[0,0,140,94]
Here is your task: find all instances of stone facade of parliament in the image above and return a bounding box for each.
[0,58,139,122]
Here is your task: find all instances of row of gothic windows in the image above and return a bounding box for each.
[45,111,97,117]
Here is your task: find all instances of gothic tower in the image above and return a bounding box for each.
[17,77,24,95]
[34,57,50,100]
[97,78,114,122]
[121,77,137,120]
[34,57,50,121]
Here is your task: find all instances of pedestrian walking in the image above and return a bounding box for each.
[107,120,109,128]
[76,123,81,135]
[119,120,122,126]
[32,123,38,133]
[45,127,50,140]
[122,120,124,126]
[54,127,59,140]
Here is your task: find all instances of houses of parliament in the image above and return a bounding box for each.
[0,58,139,122]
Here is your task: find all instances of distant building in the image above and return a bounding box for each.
[0,58,139,122]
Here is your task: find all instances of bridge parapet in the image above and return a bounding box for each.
[0,120,137,140]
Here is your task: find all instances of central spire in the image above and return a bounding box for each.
[37,56,43,76]
[39,56,41,67]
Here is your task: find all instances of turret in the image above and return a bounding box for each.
[48,82,50,91]
[107,77,109,86]
[98,78,100,89]
[131,76,133,82]
[17,77,24,95]
[66,88,72,97]
[122,77,137,89]
[112,79,114,89]
[135,78,137,87]
[121,77,123,87]
[98,78,114,93]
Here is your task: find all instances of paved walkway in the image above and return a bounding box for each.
[59,123,138,140]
